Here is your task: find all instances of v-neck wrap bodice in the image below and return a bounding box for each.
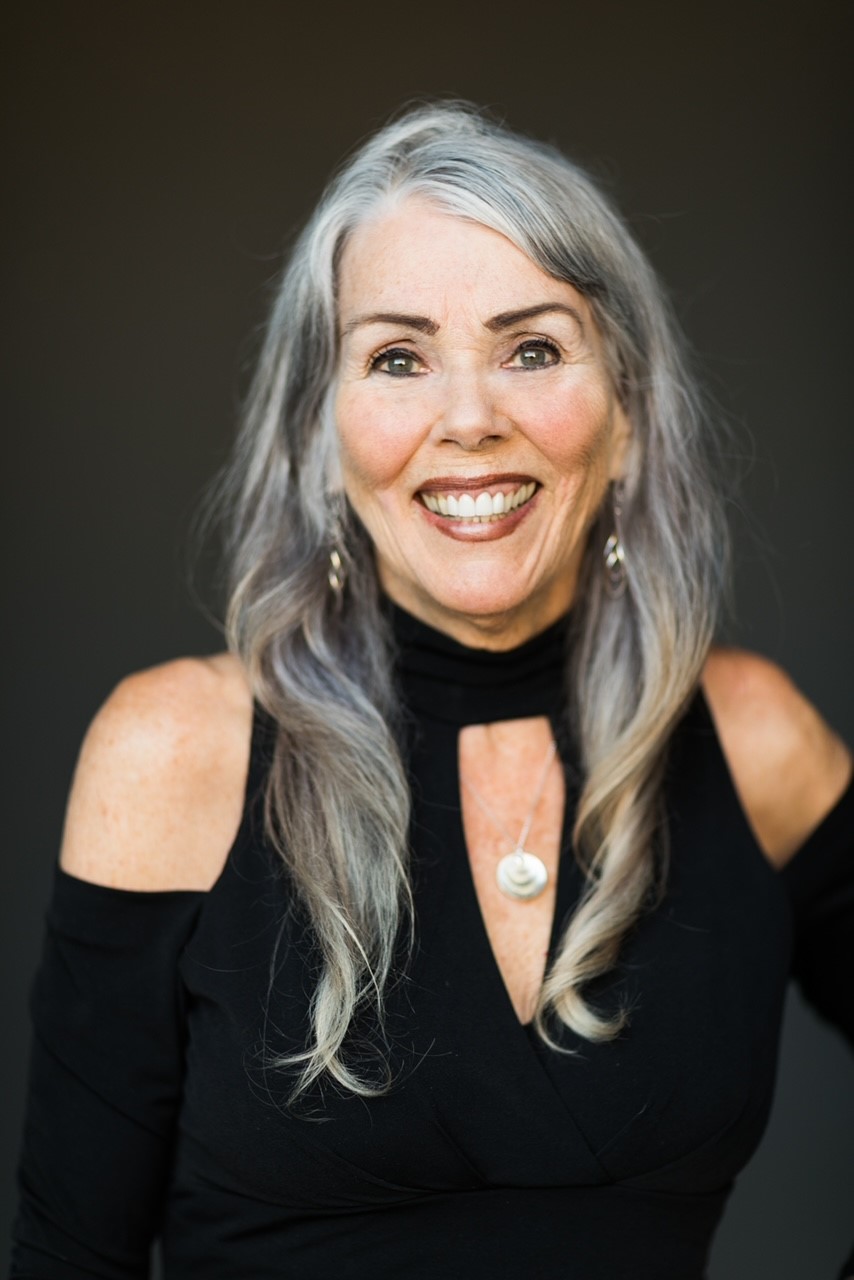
[13,607,854,1278]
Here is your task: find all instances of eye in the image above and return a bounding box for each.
[370,347,424,377]
[507,339,561,370]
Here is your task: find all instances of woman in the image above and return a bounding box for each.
[11,103,853,1278]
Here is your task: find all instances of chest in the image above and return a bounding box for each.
[177,705,794,1205]
[458,717,565,1024]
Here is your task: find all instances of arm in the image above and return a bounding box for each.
[702,646,853,1043]
[703,649,854,1280]
[10,655,252,1278]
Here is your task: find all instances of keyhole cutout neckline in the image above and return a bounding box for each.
[458,718,566,1024]
[389,598,580,1029]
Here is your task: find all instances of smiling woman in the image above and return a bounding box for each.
[10,102,853,1280]
[334,203,631,642]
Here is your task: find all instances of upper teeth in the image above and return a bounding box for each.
[421,482,536,520]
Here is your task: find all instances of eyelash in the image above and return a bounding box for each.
[368,336,562,376]
[369,346,420,375]
[511,338,561,367]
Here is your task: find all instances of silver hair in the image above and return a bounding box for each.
[218,102,729,1097]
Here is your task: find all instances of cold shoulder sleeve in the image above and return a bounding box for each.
[781,776,854,1280]
[10,865,204,1279]
[781,774,854,1051]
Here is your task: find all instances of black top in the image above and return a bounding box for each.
[11,606,854,1279]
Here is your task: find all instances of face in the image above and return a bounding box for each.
[334,199,631,649]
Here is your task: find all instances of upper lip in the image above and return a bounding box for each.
[417,472,538,493]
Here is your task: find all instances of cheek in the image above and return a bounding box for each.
[518,378,615,476]
[335,387,425,494]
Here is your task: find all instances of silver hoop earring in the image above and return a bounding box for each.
[603,482,628,599]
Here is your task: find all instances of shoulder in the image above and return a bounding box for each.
[701,647,852,868]
[60,653,255,891]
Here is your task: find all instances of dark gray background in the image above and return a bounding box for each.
[3,2,852,1274]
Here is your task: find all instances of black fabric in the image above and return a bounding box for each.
[10,607,854,1279]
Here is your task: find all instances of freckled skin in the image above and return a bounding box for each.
[334,199,632,651]
[55,205,849,1035]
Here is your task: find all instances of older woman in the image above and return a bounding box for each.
[11,104,853,1279]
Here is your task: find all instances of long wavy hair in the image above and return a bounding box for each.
[218,102,729,1098]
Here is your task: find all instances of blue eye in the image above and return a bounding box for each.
[510,340,560,370]
[371,348,422,377]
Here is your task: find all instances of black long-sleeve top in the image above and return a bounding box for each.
[10,607,854,1278]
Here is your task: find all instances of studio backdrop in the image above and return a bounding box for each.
[3,3,852,1276]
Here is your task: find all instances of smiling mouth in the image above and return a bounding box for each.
[418,481,538,523]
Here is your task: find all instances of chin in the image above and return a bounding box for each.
[413,574,569,636]
[420,567,522,611]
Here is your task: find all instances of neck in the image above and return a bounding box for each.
[388,595,572,730]
[380,579,577,653]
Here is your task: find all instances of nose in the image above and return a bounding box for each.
[435,370,511,451]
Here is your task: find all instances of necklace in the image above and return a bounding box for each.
[462,739,557,901]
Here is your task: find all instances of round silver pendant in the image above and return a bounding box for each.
[496,849,549,901]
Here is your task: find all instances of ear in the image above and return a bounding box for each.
[607,401,634,482]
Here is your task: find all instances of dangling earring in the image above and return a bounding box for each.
[328,546,345,594]
[603,481,628,599]
[327,507,347,595]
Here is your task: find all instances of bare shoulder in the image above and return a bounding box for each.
[702,647,852,868]
[60,652,255,890]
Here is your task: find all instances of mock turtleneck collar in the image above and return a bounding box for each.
[389,600,571,728]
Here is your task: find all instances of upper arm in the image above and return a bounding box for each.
[60,652,254,891]
[702,647,852,869]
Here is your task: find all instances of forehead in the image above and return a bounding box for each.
[336,198,591,326]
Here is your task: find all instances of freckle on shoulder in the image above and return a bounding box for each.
[60,652,255,892]
[702,646,852,866]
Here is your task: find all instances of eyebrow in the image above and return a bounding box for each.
[341,312,439,337]
[484,302,586,334]
[340,302,585,339]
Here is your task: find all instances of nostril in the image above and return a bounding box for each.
[438,393,510,447]
[443,432,506,450]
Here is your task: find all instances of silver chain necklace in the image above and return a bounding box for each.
[462,740,557,901]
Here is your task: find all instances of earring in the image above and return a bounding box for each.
[603,481,628,599]
[326,503,348,595]
[327,546,346,594]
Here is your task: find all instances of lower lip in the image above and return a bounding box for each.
[416,491,539,542]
